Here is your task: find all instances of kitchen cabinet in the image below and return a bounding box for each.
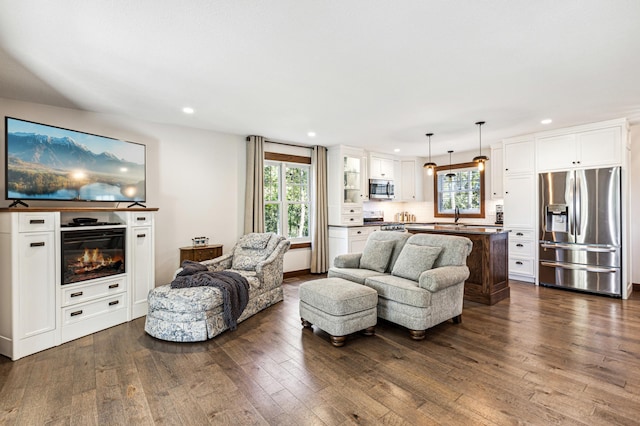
[503,174,535,229]
[490,143,503,199]
[502,137,536,283]
[369,153,395,180]
[361,154,369,201]
[507,229,536,282]
[504,138,535,175]
[399,158,424,202]
[536,126,622,172]
[328,146,365,226]
[328,225,379,267]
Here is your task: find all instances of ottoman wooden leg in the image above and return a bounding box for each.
[363,326,375,336]
[301,318,312,329]
[330,335,346,347]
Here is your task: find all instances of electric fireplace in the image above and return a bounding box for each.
[61,228,126,285]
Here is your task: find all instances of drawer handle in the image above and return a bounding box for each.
[515,261,523,265]
[357,231,362,234]
[137,217,146,221]
[29,219,45,224]
[350,218,354,221]
[137,234,146,238]
[109,300,119,306]
[70,291,83,298]
[516,243,524,247]
[30,242,45,247]
[70,310,83,317]
[349,209,354,213]
[516,232,524,236]
[108,283,119,289]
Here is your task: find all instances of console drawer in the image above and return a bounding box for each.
[62,277,126,306]
[19,213,56,232]
[62,293,126,326]
[132,212,152,226]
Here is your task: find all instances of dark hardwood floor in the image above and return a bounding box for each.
[1,276,639,425]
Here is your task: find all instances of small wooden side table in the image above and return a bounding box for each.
[179,244,223,266]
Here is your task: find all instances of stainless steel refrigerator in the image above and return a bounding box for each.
[538,166,621,296]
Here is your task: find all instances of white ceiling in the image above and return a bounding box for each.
[1,0,640,157]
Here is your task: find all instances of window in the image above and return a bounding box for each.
[264,155,311,241]
[433,162,485,218]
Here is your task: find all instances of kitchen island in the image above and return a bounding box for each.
[406,224,510,305]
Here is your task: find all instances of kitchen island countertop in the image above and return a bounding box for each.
[404,224,509,235]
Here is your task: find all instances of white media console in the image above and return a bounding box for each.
[0,207,157,361]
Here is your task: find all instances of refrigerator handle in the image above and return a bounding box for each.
[569,175,575,236]
[575,175,581,236]
[540,261,617,274]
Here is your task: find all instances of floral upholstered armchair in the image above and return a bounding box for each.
[145,232,290,342]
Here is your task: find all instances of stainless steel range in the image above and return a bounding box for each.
[363,211,406,232]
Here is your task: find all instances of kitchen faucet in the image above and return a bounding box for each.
[454,207,460,224]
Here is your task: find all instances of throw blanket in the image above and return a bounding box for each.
[171,260,250,330]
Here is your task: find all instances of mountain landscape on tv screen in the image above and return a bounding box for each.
[7,132,145,200]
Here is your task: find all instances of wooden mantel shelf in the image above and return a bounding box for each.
[0,207,159,212]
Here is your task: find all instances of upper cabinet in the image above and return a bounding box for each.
[398,158,424,202]
[490,143,503,199]
[536,125,622,172]
[503,138,535,175]
[368,153,395,180]
[328,145,365,226]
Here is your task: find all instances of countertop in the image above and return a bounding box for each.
[404,223,509,235]
[330,222,509,234]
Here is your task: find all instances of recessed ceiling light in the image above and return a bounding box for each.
[182,107,195,114]
[307,131,316,138]
[394,148,400,152]
[541,118,552,124]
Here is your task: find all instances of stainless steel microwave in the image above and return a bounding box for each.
[369,179,395,200]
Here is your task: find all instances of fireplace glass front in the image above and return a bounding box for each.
[61,228,126,285]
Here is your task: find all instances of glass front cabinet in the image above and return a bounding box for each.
[328,145,365,226]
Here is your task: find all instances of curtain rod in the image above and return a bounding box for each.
[246,136,320,149]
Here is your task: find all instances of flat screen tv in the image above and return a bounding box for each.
[4,117,146,205]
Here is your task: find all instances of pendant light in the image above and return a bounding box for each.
[422,133,437,176]
[445,150,456,181]
[472,121,489,171]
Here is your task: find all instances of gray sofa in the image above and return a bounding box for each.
[328,232,472,340]
[145,232,290,342]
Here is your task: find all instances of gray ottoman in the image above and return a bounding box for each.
[299,277,378,347]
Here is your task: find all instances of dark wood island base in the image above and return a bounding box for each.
[407,226,509,305]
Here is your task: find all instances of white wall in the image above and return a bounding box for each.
[0,97,246,285]
[630,124,639,284]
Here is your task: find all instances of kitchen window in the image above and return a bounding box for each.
[264,154,311,242]
[434,162,485,219]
